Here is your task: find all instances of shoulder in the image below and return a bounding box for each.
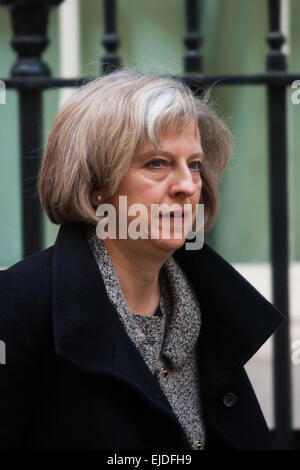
[0,246,54,350]
[0,246,53,305]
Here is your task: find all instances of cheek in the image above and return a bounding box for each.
[121,171,162,202]
[193,180,202,203]
[129,181,165,207]
[115,178,143,203]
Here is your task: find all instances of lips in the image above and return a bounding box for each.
[161,210,190,218]
[170,211,182,218]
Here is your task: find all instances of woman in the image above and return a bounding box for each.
[0,69,284,450]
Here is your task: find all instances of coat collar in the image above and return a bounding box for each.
[172,240,284,366]
[52,220,284,381]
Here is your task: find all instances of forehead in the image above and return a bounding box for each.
[160,119,200,141]
[135,120,202,159]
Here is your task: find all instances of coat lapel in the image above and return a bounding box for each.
[173,242,284,366]
[172,242,284,449]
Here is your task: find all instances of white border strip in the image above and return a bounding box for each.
[281,0,289,55]
[58,0,80,108]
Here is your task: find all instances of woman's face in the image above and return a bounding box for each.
[101,119,204,255]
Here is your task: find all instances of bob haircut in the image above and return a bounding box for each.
[38,69,234,231]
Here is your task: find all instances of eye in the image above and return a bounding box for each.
[145,158,168,169]
[189,161,202,171]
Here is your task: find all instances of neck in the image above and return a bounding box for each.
[103,239,170,316]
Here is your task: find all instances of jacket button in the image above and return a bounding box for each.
[222,392,237,407]
[195,440,202,450]
[161,367,168,377]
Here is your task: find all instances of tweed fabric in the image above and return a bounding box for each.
[86,224,206,450]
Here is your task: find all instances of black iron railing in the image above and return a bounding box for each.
[0,0,296,450]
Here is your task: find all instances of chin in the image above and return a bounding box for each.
[150,236,186,253]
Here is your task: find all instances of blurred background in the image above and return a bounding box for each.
[0,0,299,447]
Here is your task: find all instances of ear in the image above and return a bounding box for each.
[91,191,103,207]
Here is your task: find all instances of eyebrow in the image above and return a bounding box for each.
[137,150,205,161]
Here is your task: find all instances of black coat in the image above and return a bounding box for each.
[0,221,284,450]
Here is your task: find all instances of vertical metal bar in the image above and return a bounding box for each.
[266,0,293,449]
[1,0,63,258]
[101,0,120,74]
[184,0,203,73]
[19,90,43,257]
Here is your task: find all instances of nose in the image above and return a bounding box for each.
[168,164,201,198]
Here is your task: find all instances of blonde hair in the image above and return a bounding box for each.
[38,69,234,230]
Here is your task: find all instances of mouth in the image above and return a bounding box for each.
[170,211,183,220]
[161,210,191,220]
